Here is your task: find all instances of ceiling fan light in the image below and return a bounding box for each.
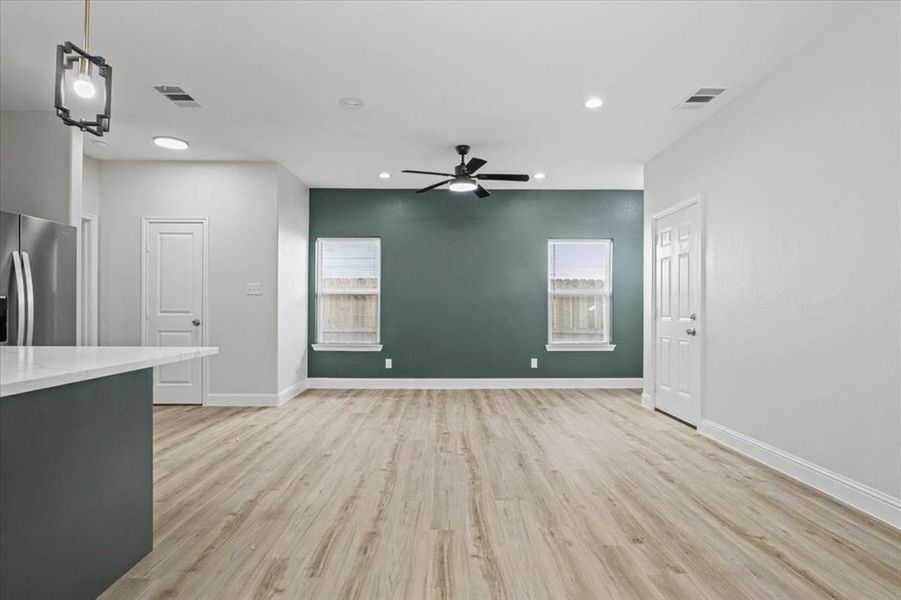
[449,179,477,193]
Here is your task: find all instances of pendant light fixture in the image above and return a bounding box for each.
[55,0,112,136]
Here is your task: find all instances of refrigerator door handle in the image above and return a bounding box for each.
[21,251,34,346]
[11,251,26,345]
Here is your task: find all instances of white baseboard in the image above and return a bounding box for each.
[699,419,901,529]
[278,380,307,405]
[205,381,309,408]
[641,391,654,409]
[305,377,642,390]
[205,393,280,407]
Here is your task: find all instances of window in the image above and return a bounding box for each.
[547,239,615,351]
[314,238,382,351]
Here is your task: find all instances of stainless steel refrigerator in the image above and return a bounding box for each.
[1,211,76,346]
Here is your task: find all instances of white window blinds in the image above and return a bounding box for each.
[316,238,381,345]
[548,239,612,345]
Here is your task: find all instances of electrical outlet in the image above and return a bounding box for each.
[385,358,392,369]
[530,358,538,369]
[245,282,263,296]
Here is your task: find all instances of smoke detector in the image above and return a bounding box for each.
[677,87,726,109]
[153,85,202,108]
[339,97,364,110]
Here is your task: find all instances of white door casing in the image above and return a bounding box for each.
[143,218,207,405]
[654,201,702,425]
[80,213,99,346]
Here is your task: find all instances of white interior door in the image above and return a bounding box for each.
[145,220,205,405]
[654,203,701,425]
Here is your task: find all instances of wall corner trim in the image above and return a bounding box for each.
[278,380,308,405]
[305,378,642,390]
[698,420,901,530]
[640,391,654,410]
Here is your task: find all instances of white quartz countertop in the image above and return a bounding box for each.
[0,346,219,397]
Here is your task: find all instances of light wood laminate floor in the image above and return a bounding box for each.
[101,389,901,599]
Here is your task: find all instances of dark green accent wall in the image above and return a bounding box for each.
[308,189,643,378]
[1,369,153,600]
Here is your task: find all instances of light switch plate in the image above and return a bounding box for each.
[530,358,538,369]
[245,283,263,296]
[385,358,392,369]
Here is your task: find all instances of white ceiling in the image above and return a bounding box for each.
[0,1,862,189]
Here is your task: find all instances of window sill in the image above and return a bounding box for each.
[545,344,616,352]
[312,344,383,352]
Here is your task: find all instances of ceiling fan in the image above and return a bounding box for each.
[402,144,530,198]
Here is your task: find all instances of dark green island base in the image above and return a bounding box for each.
[1,368,153,600]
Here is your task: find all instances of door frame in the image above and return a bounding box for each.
[646,195,706,424]
[140,216,211,405]
[80,212,99,346]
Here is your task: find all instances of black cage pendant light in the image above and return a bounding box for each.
[55,0,112,136]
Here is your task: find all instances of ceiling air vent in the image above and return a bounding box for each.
[153,85,202,108]
[677,87,726,109]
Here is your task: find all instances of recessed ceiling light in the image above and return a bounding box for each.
[378,171,391,179]
[339,97,364,110]
[534,172,546,180]
[153,136,189,150]
[584,96,604,109]
[91,139,108,148]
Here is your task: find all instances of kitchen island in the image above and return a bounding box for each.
[0,346,218,600]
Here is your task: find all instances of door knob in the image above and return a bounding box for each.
[689,312,697,320]
[192,319,201,326]
[685,327,696,336]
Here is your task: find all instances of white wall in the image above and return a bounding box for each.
[644,0,900,512]
[0,111,80,224]
[276,165,309,396]
[98,161,280,395]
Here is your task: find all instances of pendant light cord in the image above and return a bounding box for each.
[80,0,91,74]
[83,0,90,52]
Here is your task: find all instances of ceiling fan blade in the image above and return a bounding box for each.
[476,173,530,182]
[403,169,453,177]
[473,185,491,198]
[416,179,451,193]
[466,157,487,174]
